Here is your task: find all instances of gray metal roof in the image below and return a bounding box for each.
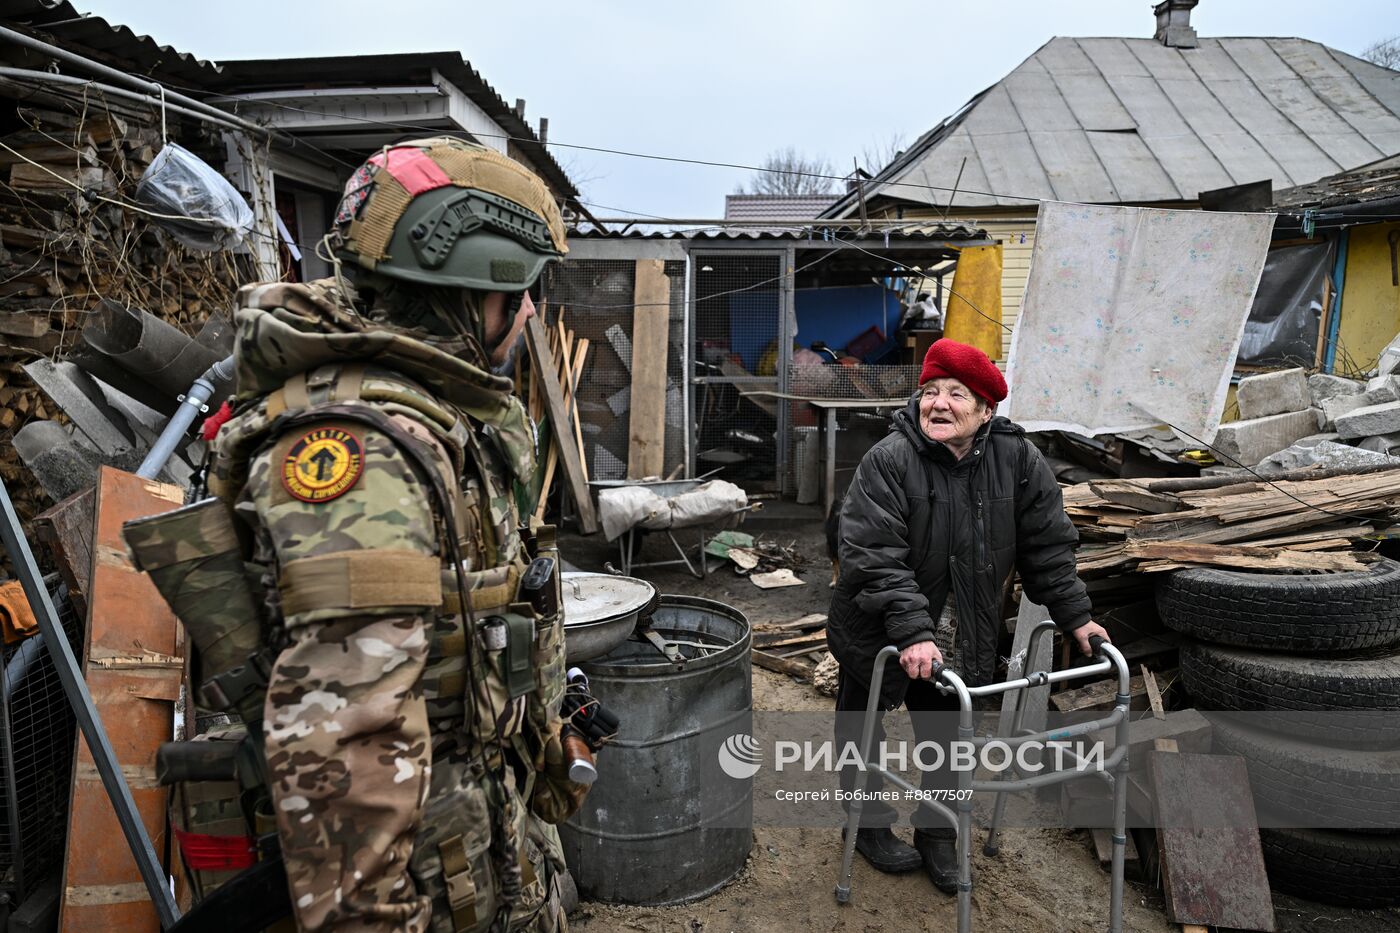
[723,194,838,220]
[825,36,1400,216]
[0,0,221,84]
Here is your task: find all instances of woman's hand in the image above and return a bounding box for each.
[899,641,944,680]
[1072,621,1111,657]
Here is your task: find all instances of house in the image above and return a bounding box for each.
[819,0,1400,361]
[1268,155,1400,375]
[206,51,591,281]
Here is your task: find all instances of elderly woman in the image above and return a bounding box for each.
[828,338,1108,891]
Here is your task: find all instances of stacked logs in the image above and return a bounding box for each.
[0,100,249,527]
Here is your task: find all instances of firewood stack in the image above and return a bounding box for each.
[0,102,249,528]
[1066,466,1400,579]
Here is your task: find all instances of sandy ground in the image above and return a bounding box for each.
[558,513,1400,933]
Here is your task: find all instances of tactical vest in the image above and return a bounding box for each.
[211,361,564,723]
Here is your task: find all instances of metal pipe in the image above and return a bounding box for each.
[0,67,259,137]
[137,356,234,480]
[0,476,181,928]
[0,25,272,139]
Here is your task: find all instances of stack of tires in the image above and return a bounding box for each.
[1156,558,1400,909]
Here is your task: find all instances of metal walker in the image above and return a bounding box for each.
[835,625,1131,933]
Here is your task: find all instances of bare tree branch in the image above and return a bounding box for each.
[1361,35,1400,70]
[735,146,836,196]
[859,132,909,176]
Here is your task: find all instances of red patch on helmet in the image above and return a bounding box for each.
[369,147,452,196]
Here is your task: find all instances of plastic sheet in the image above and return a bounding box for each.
[135,143,254,251]
[1237,242,1331,368]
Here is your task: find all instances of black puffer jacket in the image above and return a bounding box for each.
[828,399,1091,704]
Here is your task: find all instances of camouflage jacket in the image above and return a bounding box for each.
[207,280,572,932]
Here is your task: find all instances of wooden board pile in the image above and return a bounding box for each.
[0,100,247,527]
[750,613,828,680]
[1066,466,1399,578]
[521,308,592,524]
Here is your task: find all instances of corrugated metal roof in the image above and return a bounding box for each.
[569,222,985,241]
[0,0,221,84]
[825,36,1400,217]
[724,194,837,220]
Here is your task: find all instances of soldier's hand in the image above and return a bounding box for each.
[899,641,943,680]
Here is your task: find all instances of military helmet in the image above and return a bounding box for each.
[332,137,567,292]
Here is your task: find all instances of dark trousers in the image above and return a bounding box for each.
[835,665,961,835]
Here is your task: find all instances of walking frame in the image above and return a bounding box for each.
[835,624,1131,933]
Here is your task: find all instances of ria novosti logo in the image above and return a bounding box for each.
[717,733,763,779]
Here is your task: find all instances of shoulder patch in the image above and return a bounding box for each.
[282,428,364,503]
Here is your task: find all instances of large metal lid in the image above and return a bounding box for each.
[561,572,656,627]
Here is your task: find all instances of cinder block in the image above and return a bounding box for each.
[1367,374,1400,396]
[1308,373,1362,407]
[1336,401,1400,439]
[1212,409,1323,466]
[1378,333,1400,377]
[1358,432,1400,455]
[1236,368,1311,420]
[1317,385,1400,431]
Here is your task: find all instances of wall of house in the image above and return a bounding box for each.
[1339,222,1400,372]
[881,208,1036,362]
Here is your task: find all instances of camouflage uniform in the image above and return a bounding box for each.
[192,140,582,932]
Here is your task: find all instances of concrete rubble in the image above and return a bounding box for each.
[1224,365,1400,467]
[1335,401,1400,439]
[1212,409,1320,467]
[1236,367,1310,420]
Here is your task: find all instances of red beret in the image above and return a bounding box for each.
[919,338,1008,404]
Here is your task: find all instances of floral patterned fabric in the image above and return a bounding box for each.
[1005,202,1275,442]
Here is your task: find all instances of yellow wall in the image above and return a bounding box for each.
[1339,222,1400,372]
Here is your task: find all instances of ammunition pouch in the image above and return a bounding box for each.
[123,498,267,716]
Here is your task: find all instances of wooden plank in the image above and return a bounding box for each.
[753,613,827,634]
[627,259,670,479]
[1149,749,1275,931]
[753,629,827,650]
[752,650,813,679]
[1123,540,1367,572]
[60,468,184,933]
[524,315,598,534]
[1090,827,1139,869]
[1093,710,1211,770]
[33,488,95,617]
[1143,667,1165,721]
[1089,480,1182,514]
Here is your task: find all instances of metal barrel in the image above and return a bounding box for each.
[560,595,753,906]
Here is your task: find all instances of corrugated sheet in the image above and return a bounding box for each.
[826,36,1400,217]
[723,195,837,220]
[0,0,220,84]
[569,222,985,241]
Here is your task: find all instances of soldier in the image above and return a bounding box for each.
[202,137,586,932]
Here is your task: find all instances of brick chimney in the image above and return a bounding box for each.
[1154,0,1199,48]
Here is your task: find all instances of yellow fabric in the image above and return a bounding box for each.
[279,550,443,617]
[943,243,1004,360]
[0,580,38,644]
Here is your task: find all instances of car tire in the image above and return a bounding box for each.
[1180,641,1400,745]
[1157,559,1400,652]
[1258,826,1400,908]
[1207,714,1400,830]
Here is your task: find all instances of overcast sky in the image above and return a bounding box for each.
[78,0,1399,218]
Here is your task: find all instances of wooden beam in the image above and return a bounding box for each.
[525,315,599,534]
[752,650,813,679]
[627,259,670,479]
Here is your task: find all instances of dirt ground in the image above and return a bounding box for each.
[558,510,1400,933]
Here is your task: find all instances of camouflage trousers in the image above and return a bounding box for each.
[263,614,569,933]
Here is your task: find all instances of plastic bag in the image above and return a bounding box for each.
[135,143,255,251]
